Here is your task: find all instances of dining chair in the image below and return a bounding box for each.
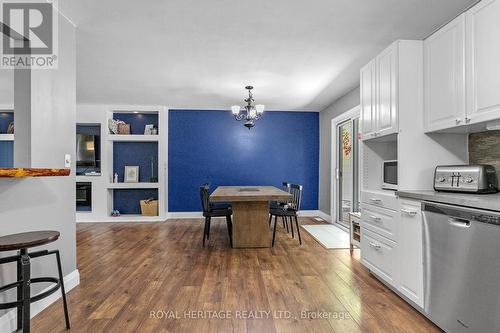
[269,182,291,232]
[199,184,233,247]
[270,183,303,246]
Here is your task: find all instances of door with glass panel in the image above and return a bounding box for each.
[336,118,360,228]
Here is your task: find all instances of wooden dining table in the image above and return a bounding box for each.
[210,186,292,248]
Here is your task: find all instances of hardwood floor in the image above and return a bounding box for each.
[32,218,441,333]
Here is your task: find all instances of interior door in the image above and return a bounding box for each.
[336,118,360,228]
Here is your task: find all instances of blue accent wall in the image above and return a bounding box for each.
[113,113,158,135]
[0,112,13,133]
[0,112,14,167]
[0,141,13,167]
[113,189,158,214]
[113,142,158,182]
[168,110,319,212]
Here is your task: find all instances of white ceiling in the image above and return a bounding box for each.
[8,0,479,111]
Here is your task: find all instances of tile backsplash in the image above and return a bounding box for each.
[469,130,500,172]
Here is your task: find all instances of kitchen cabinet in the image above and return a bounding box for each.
[424,14,466,132]
[398,199,424,308]
[361,61,377,138]
[360,42,401,140]
[361,228,398,286]
[466,0,500,125]
[424,0,500,132]
[376,44,398,137]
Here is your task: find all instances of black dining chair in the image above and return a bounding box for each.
[270,183,303,246]
[200,184,233,247]
[269,182,291,232]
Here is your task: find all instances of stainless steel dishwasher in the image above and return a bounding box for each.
[422,201,500,333]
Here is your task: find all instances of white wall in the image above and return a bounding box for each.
[0,13,77,331]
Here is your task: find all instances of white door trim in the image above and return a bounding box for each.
[330,105,361,225]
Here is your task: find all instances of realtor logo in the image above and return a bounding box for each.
[1,0,58,69]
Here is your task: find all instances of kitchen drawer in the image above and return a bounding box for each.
[361,190,398,211]
[361,228,398,286]
[361,203,398,241]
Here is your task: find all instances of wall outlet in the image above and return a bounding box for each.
[64,154,71,167]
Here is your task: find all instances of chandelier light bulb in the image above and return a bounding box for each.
[256,104,265,114]
[231,105,241,115]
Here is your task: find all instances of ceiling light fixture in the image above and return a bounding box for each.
[231,86,265,129]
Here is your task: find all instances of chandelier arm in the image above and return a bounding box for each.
[234,113,246,121]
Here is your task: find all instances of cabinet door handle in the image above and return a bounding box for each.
[455,118,461,124]
[367,214,382,221]
[465,117,471,123]
[369,242,381,250]
[370,198,382,203]
[401,209,417,216]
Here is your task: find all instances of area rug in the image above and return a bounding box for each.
[301,224,350,249]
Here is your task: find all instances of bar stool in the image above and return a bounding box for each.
[0,231,70,333]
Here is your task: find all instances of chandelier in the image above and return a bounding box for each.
[231,86,265,129]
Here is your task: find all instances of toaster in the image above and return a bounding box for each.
[434,165,499,193]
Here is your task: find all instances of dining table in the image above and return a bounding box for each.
[210,186,292,248]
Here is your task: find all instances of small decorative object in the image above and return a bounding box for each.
[140,199,158,216]
[231,85,265,129]
[113,172,118,183]
[151,127,158,135]
[108,119,130,134]
[124,166,139,183]
[111,210,121,217]
[342,129,352,157]
[144,124,154,135]
[117,123,131,134]
[7,122,14,134]
[149,156,157,183]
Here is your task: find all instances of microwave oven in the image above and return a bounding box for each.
[382,160,398,190]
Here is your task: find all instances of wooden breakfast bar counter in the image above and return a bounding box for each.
[210,186,292,248]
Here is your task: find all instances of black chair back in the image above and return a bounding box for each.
[288,184,303,211]
[199,184,210,213]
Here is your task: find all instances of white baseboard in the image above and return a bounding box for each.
[167,212,203,219]
[0,269,80,333]
[166,210,325,220]
[315,210,332,223]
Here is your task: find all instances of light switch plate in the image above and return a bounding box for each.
[64,154,71,167]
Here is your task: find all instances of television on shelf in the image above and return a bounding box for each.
[76,134,96,167]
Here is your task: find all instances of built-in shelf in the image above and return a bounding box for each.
[0,134,14,141]
[108,134,159,142]
[108,182,159,189]
[0,168,71,178]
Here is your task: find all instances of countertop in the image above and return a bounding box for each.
[397,190,500,212]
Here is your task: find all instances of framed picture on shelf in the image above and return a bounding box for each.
[124,166,139,183]
[144,124,154,135]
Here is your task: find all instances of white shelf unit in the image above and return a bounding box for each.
[0,134,14,141]
[75,104,168,223]
[106,108,167,220]
[107,182,160,189]
[108,134,159,142]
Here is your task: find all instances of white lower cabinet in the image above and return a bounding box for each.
[360,197,424,309]
[361,228,398,286]
[398,199,424,308]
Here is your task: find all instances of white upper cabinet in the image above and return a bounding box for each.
[361,42,399,140]
[376,44,398,137]
[423,0,500,132]
[424,14,466,132]
[361,61,377,139]
[466,0,500,124]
